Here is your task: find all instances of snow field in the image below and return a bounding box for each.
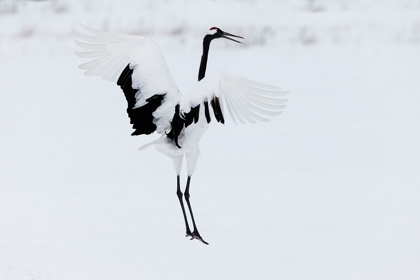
[1,1,420,279]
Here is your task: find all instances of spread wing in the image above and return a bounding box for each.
[167,70,288,147]
[74,23,181,135]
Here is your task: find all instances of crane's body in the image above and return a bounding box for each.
[74,24,288,245]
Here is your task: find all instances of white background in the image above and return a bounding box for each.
[1,0,419,279]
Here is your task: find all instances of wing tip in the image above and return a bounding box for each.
[74,51,85,58]
[77,21,93,32]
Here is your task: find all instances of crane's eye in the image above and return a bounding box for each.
[207,27,222,35]
[207,29,218,35]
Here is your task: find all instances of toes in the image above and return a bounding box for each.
[192,235,209,245]
[185,230,209,245]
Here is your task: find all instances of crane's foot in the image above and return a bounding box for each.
[191,235,209,245]
[188,230,209,245]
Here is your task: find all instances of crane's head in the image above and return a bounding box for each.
[206,27,244,44]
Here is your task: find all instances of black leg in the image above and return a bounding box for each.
[176,176,192,237]
[184,176,209,245]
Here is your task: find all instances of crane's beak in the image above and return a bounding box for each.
[221,31,244,44]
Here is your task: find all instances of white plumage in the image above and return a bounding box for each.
[180,71,288,124]
[74,24,180,134]
[74,23,288,244]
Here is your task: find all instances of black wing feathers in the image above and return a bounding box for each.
[204,101,211,123]
[167,104,183,148]
[117,64,165,136]
[193,105,200,124]
[167,97,224,148]
[211,97,225,124]
[117,65,225,146]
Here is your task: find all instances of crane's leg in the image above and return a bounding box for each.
[177,176,192,237]
[185,152,209,245]
[172,156,192,237]
[184,176,208,245]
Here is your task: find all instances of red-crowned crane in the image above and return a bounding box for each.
[74,24,288,245]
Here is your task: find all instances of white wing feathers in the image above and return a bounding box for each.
[74,23,180,109]
[74,23,181,134]
[180,71,288,125]
[74,23,287,135]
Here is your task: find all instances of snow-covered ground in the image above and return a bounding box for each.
[1,1,420,280]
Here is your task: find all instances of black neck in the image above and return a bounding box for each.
[198,36,212,81]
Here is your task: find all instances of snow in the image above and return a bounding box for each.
[1,1,420,280]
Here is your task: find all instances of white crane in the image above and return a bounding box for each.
[74,23,288,245]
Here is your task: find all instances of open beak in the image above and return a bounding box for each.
[221,31,244,44]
